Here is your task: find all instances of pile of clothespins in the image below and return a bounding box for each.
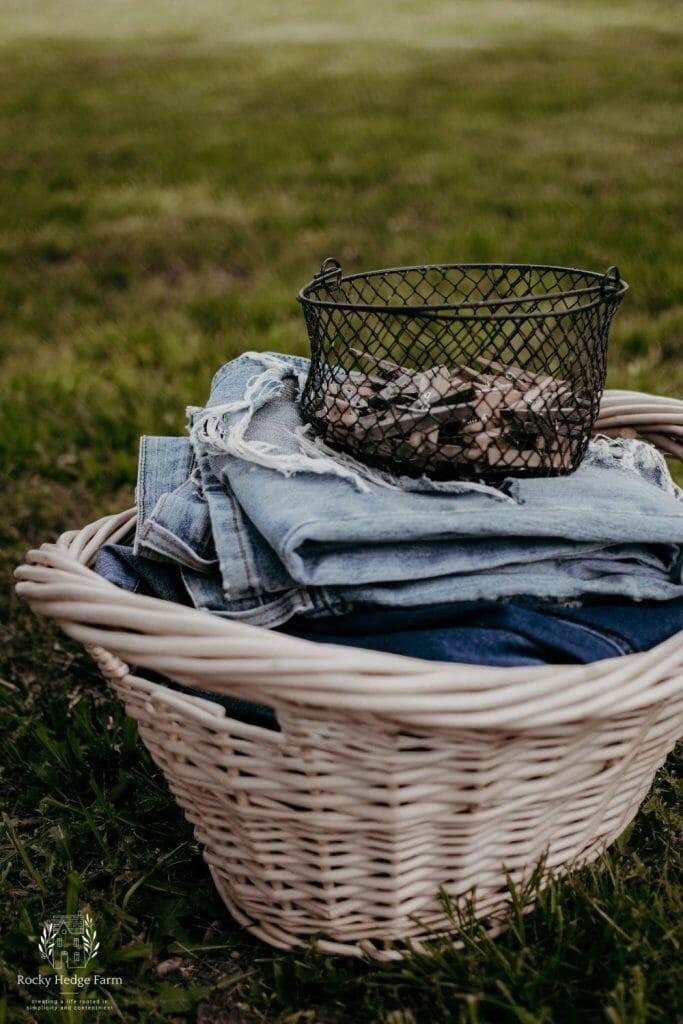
[310,348,589,475]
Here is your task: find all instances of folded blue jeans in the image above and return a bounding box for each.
[132,353,683,626]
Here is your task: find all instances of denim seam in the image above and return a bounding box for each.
[151,491,216,560]
[553,620,632,657]
[226,493,258,596]
[251,593,314,627]
[134,438,148,555]
[254,589,314,624]
[138,518,217,572]
[280,517,683,571]
[279,534,638,587]
[315,588,350,616]
[282,513,683,553]
[189,588,313,627]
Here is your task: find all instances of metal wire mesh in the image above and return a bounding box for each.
[298,260,628,481]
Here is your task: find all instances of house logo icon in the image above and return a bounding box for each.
[38,913,100,969]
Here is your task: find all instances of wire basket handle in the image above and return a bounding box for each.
[313,256,342,290]
[601,265,622,296]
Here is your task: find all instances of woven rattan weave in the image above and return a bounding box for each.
[15,389,683,960]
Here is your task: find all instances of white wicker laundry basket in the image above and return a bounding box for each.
[15,390,683,961]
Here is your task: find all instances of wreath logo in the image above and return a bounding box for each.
[37,913,100,969]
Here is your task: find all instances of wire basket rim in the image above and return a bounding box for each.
[298,260,629,320]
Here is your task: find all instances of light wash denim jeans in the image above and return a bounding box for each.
[132,352,683,625]
[134,435,321,626]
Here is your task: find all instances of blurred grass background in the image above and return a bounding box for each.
[1,2,682,1022]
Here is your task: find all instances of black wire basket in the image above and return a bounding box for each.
[298,259,628,481]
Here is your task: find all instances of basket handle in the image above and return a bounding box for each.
[594,390,683,461]
[313,256,342,290]
[601,265,622,296]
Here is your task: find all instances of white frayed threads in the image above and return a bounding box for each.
[294,426,395,491]
[587,436,683,499]
[190,356,374,492]
[190,351,516,500]
[295,426,516,501]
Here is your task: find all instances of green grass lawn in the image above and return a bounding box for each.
[1,2,682,1021]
